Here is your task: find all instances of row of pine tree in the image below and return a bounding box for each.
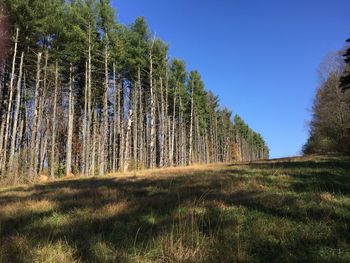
[0,0,268,182]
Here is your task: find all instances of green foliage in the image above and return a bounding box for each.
[54,163,66,178]
[168,58,188,111]
[1,0,269,175]
[122,17,150,79]
[340,38,350,91]
[151,39,168,79]
[234,115,269,159]
[97,0,116,37]
[303,71,350,155]
[189,70,208,129]
[3,0,64,50]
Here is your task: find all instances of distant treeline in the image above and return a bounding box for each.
[303,38,350,155]
[0,0,268,182]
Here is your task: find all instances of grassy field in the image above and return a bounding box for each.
[0,156,349,262]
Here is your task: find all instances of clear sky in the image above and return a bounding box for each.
[111,0,350,158]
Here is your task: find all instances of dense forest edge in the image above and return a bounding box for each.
[0,1,269,184]
[303,38,350,155]
[0,1,349,262]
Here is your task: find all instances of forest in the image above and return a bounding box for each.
[303,39,350,155]
[0,0,269,183]
[0,1,349,262]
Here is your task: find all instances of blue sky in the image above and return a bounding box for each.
[111,0,350,158]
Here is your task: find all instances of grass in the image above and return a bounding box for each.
[0,155,350,262]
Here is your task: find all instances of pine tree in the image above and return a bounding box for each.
[340,39,350,91]
[0,0,269,180]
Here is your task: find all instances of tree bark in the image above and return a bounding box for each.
[170,85,177,166]
[1,28,19,175]
[66,64,74,176]
[149,41,156,168]
[189,79,194,166]
[8,51,24,173]
[100,43,109,176]
[112,63,117,173]
[29,52,42,180]
[124,86,133,172]
[50,61,59,178]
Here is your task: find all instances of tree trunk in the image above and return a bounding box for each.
[29,52,42,180]
[112,63,117,173]
[36,51,49,174]
[86,26,92,176]
[8,52,24,174]
[66,64,74,176]
[159,77,165,168]
[124,86,133,172]
[50,61,59,178]
[100,44,109,176]
[81,62,88,176]
[119,81,125,172]
[189,80,194,166]
[138,66,144,169]
[91,110,97,176]
[170,85,177,166]
[1,28,19,175]
[133,81,138,168]
[149,42,156,168]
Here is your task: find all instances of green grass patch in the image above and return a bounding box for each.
[0,156,349,262]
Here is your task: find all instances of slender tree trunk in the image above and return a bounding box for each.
[50,61,59,179]
[189,80,194,166]
[149,42,156,168]
[119,81,125,172]
[81,62,88,176]
[124,86,133,172]
[138,66,144,169]
[179,96,184,166]
[91,110,97,176]
[133,81,138,168]
[214,112,218,162]
[39,118,49,172]
[196,115,200,163]
[164,73,169,167]
[29,52,42,180]
[0,120,6,175]
[1,28,19,175]
[36,51,49,174]
[170,85,177,166]
[112,63,117,173]
[86,26,92,176]
[205,131,210,164]
[100,44,109,176]
[117,78,122,170]
[159,77,165,168]
[8,52,24,173]
[66,64,74,176]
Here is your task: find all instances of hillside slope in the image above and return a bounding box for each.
[0,156,349,262]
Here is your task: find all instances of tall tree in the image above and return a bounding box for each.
[340,39,350,91]
[0,0,269,181]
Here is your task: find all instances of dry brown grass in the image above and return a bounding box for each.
[37,175,49,183]
[0,199,55,218]
[107,163,225,179]
[33,241,79,263]
[317,192,336,202]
